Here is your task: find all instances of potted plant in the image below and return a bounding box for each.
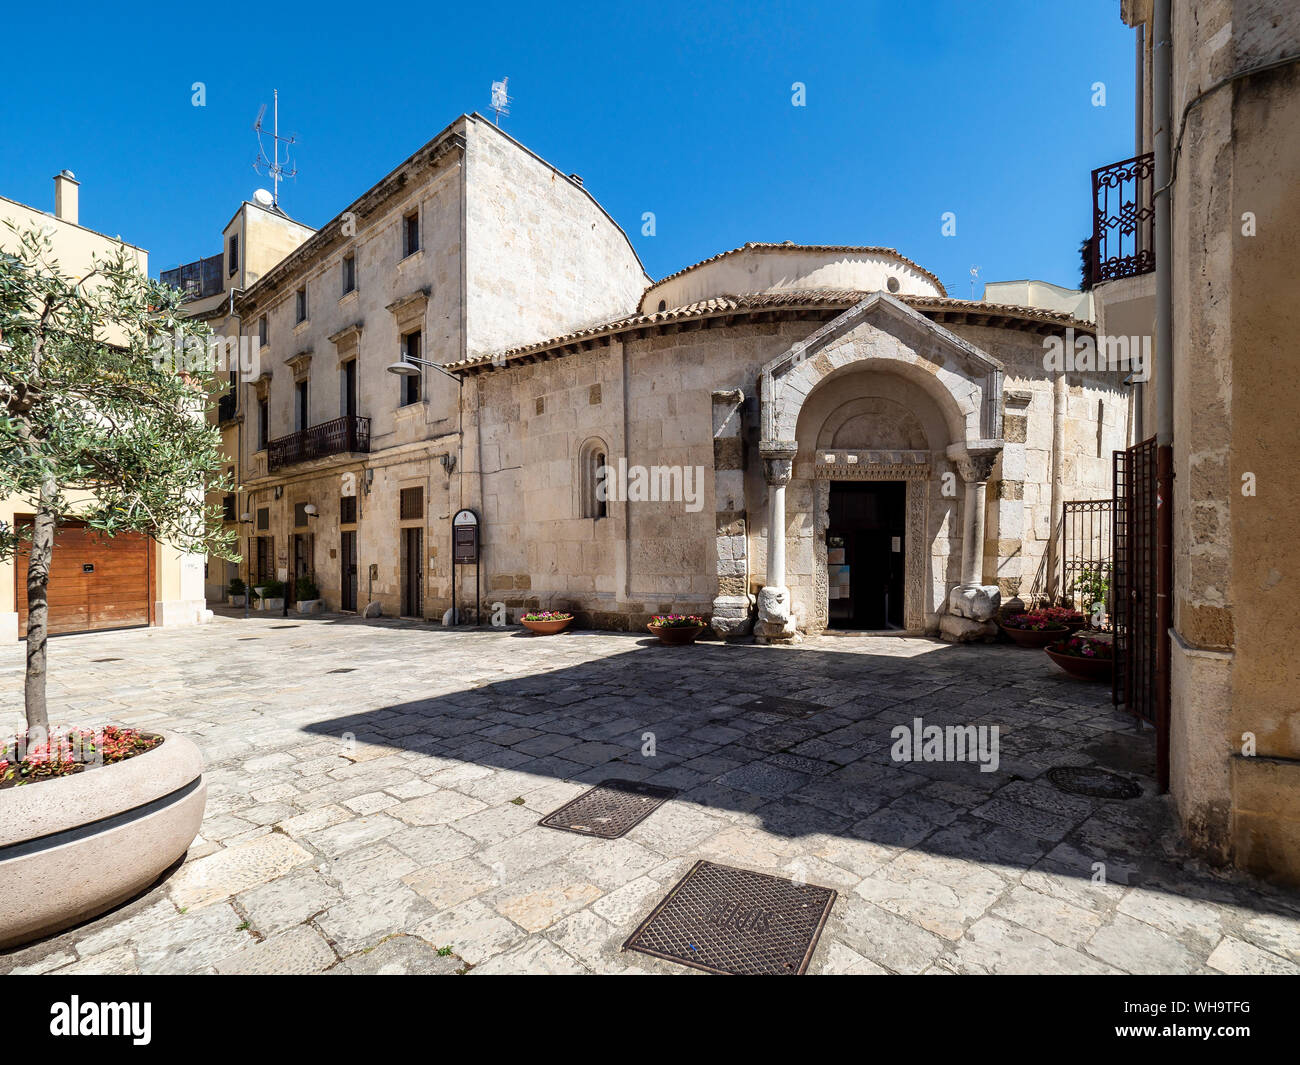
[228,576,246,606]
[520,610,573,635]
[648,613,708,645]
[295,575,324,615]
[0,227,226,948]
[1045,631,1114,680]
[0,724,206,948]
[999,612,1070,648]
[1073,565,1112,627]
[256,578,286,611]
[1032,605,1088,633]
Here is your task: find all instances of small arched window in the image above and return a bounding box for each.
[579,438,610,519]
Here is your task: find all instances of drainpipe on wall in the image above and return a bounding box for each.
[1153,0,1174,792]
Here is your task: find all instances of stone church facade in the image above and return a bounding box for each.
[451,245,1131,640]
[213,116,1130,641]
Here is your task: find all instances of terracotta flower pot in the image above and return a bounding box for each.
[1045,645,1113,680]
[648,623,705,645]
[1000,624,1069,648]
[522,616,572,635]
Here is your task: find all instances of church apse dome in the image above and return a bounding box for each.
[639,242,946,314]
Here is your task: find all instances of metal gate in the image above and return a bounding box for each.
[1061,499,1112,612]
[1112,438,1158,726]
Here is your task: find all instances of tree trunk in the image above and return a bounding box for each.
[24,490,57,734]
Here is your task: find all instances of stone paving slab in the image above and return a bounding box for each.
[2,614,1299,975]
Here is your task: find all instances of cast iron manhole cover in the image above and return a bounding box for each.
[539,779,677,838]
[1047,766,1142,799]
[624,860,836,975]
[739,695,822,719]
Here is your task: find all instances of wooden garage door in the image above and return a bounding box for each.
[15,521,152,637]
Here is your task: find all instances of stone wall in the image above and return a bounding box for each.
[464,119,649,359]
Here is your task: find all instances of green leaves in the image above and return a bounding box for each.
[0,222,238,563]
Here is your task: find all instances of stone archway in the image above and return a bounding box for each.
[754,292,1006,641]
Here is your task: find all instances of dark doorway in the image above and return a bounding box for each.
[827,481,905,630]
[401,527,423,617]
[292,533,313,604]
[340,530,358,612]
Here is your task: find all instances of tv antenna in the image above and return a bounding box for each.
[490,78,511,125]
[969,265,980,300]
[253,89,298,207]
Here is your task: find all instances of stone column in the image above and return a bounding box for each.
[941,442,1003,642]
[710,390,752,638]
[756,441,799,642]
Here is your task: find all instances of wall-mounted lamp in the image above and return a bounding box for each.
[439,453,456,474]
[239,512,254,524]
[274,486,283,500]
[303,504,319,519]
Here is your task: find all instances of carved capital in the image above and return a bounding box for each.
[947,442,1002,484]
[760,440,798,486]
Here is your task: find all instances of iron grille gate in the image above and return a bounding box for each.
[1062,499,1113,612]
[1113,437,1158,726]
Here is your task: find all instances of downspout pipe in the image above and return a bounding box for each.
[1153,0,1174,792]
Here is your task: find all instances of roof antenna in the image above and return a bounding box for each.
[490,78,511,126]
[253,89,298,207]
[969,265,981,300]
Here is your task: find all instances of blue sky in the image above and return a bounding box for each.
[0,1,1135,296]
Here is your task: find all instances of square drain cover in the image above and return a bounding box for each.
[623,860,836,975]
[539,779,677,839]
[739,695,822,719]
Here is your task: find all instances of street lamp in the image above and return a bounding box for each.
[238,511,255,620]
[384,354,462,383]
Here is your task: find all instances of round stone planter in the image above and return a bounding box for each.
[648,623,706,646]
[521,616,572,635]
[1045,645,1113,681]
[0,729,206,949]
[1000,624,1070,649]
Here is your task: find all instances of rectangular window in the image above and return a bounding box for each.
[256,507,270,531]
[342,359,357,418]
[258,314,268,347]
[228,234,239,277]
[295,286,308,324]
[222,494,237,522]
[399,486,423,521]
[295,381,309,431]
[258,398,269,449]
[342,254,356,294]
[400,331,421,406]
[340,495,357,524]
[402,210,419,257]
[294,502,309,527]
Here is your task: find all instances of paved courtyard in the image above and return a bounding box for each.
[2,613,1298,976]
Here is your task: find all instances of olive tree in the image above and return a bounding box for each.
[0,224,237,731]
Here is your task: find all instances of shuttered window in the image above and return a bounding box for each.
[399,487,423,520]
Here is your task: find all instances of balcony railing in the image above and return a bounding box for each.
[217,392,237,423]
[268,415,371,472]
[1090,152,1156,286]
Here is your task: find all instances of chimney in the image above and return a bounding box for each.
[53,170,79,225]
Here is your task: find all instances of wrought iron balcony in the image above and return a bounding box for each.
[1090,152,1156,286]
[217,392,237,423]
[268,415,371,472]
